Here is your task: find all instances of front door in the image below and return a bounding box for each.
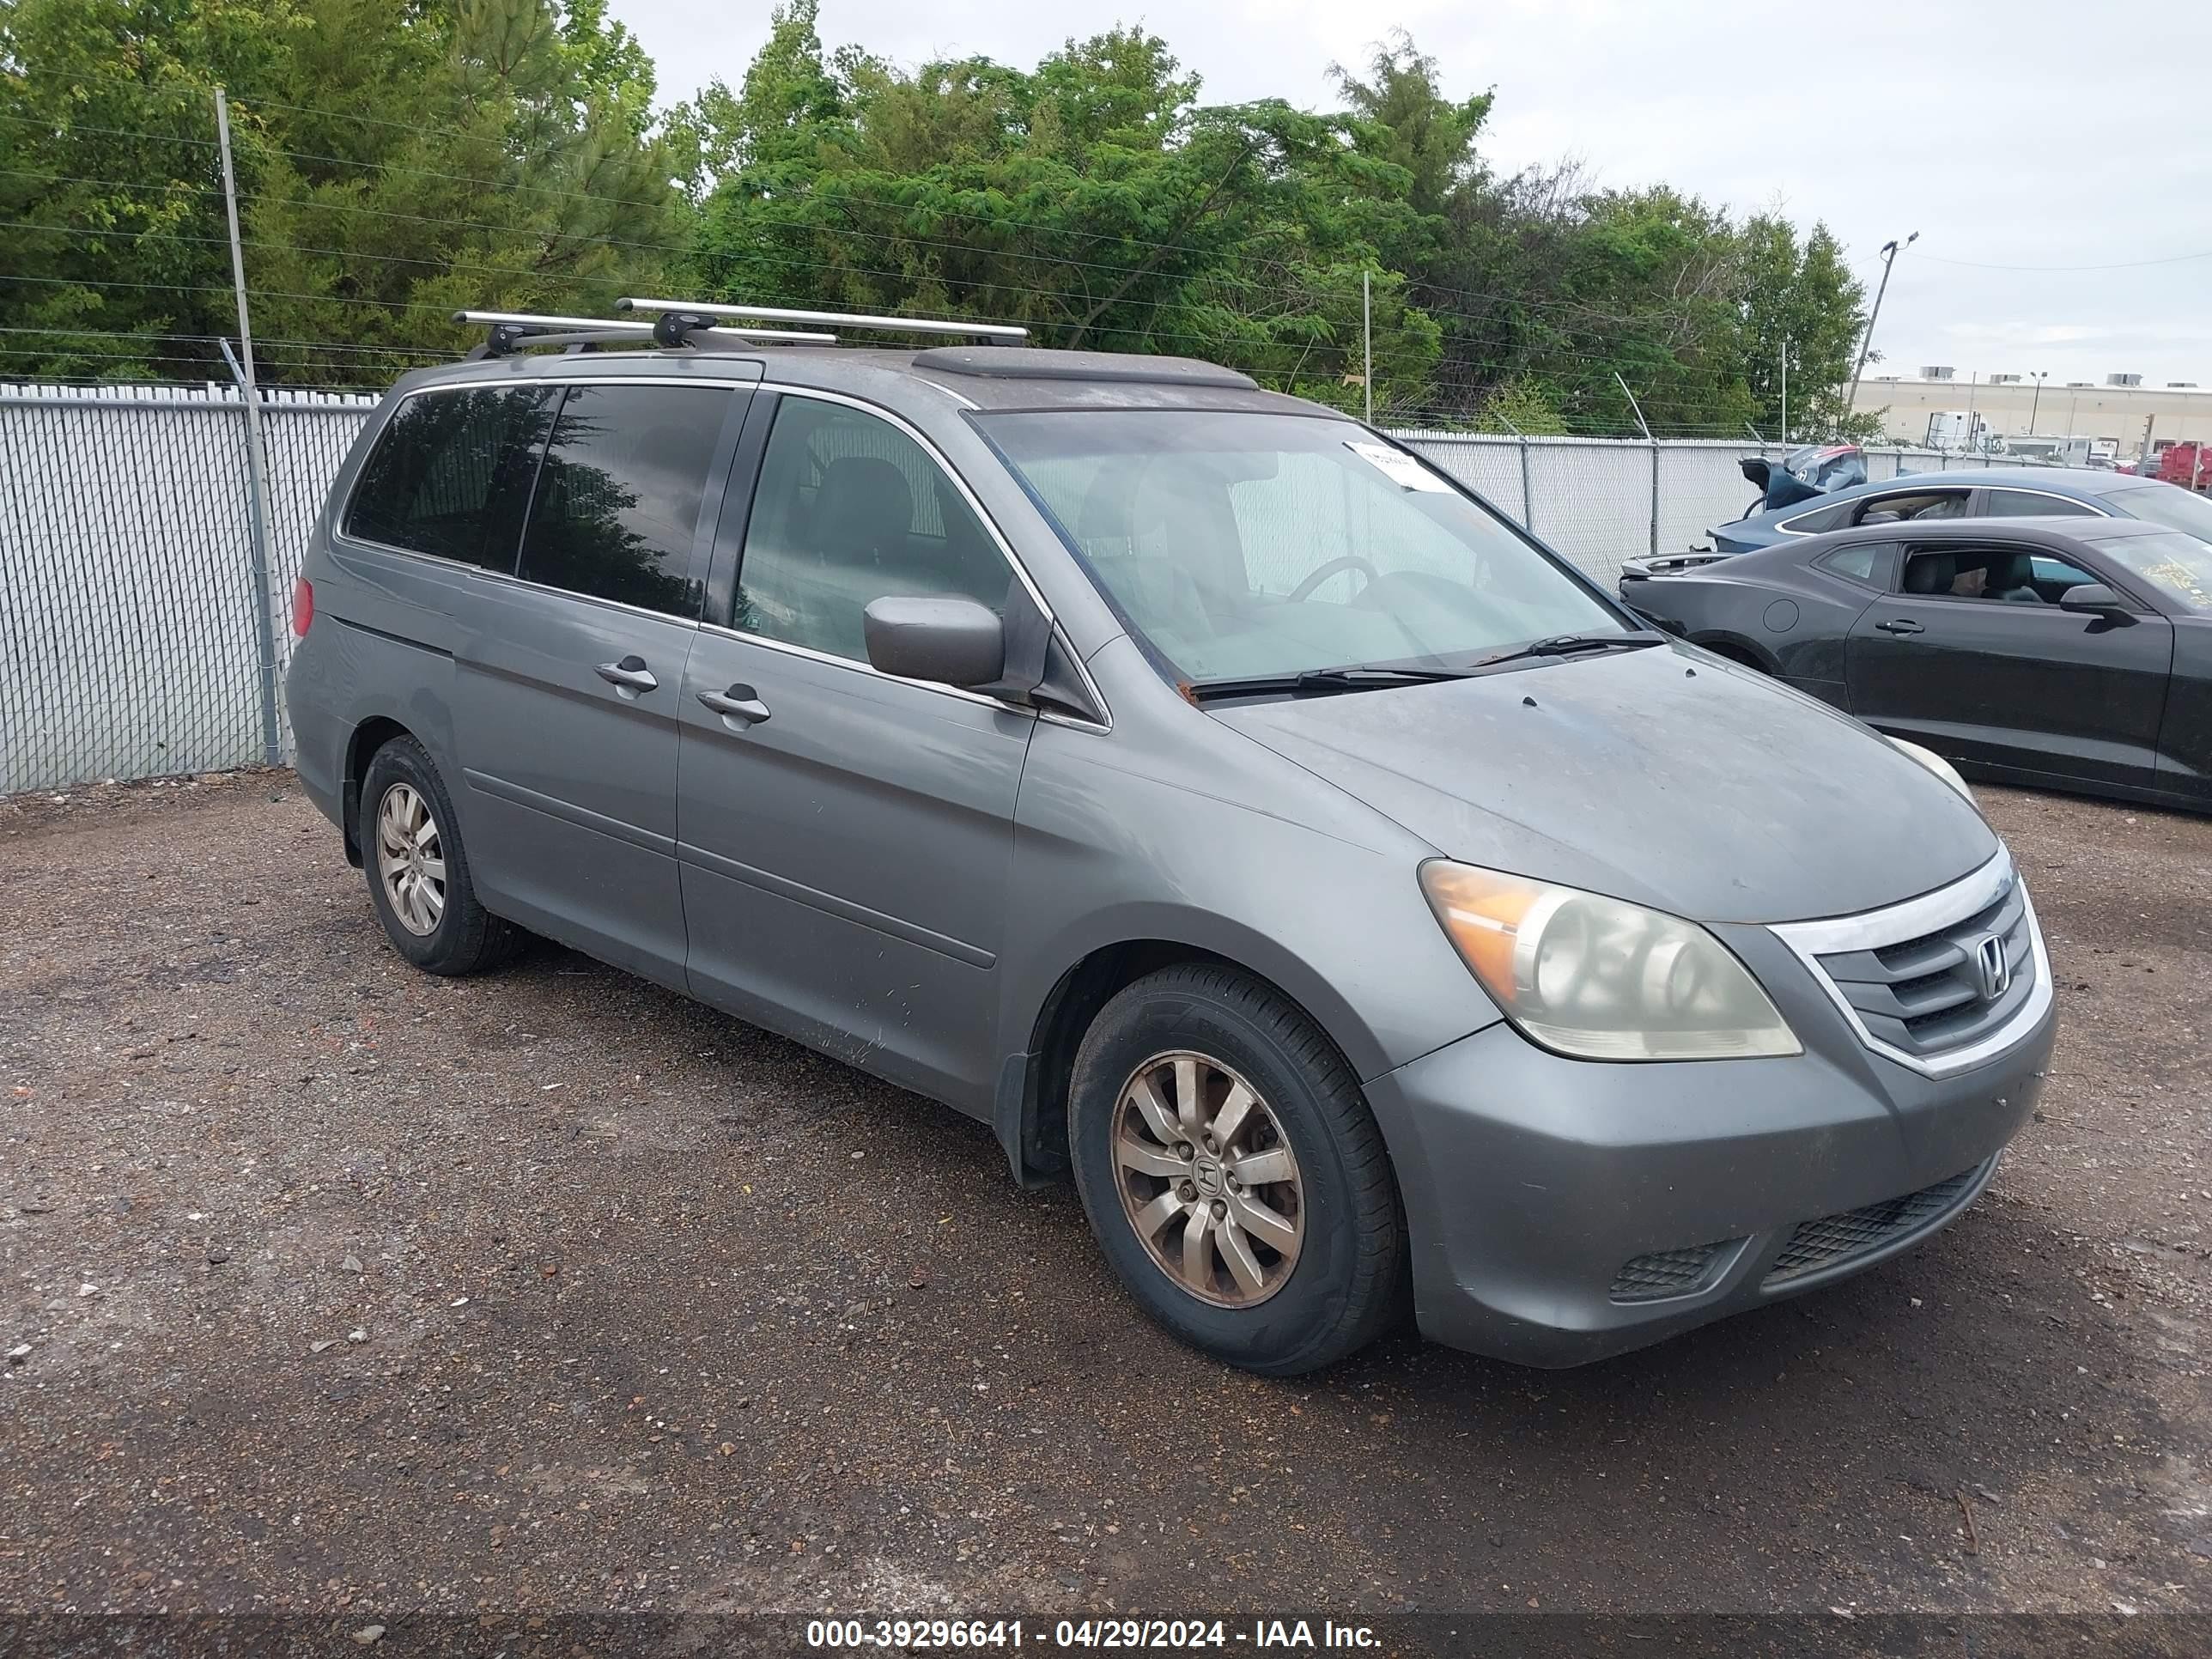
[677,391,1036,1111]
[1845,537,2173,790]
[455,380,750,988]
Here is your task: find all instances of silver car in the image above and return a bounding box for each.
[283,304,2055,1374]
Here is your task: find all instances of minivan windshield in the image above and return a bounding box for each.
[981,410,1626,684]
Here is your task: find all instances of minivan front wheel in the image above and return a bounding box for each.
[1069,965,1407,1374]
[358,737,518,976]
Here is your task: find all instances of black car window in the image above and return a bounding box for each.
[514,384,738,618]
[1901,544,2094,605]
[1781,499,1854,534]
[1984,489,2098,519]
[1856,489,1970,526]
[344,387,555,570]
[734,396,1012,662]
[1816,544,1887,585]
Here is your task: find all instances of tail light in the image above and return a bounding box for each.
[291,577,313,637]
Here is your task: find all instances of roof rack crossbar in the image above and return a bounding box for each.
[617,297,1028,343]
[452,310,836,358]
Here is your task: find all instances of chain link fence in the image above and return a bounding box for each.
[0,380,2039,796]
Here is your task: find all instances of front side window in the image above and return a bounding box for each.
[980,410,1623,684]
[514,384,735,617]
[344,387,554,569]
[735,398,1012,662]
[1984,489,2097,519]
[1901,545,2094,605]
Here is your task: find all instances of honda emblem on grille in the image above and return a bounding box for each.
[1973,933,2012,1000]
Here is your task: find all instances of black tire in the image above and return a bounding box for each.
[1067,964,1407,1375]
[357,736,520,976]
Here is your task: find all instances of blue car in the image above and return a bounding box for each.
[1622,467,2212,582]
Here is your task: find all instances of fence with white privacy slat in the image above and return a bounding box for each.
[0,380,2030,795]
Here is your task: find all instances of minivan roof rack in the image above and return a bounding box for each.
[453,309,836,359]
[616,297,1028,345]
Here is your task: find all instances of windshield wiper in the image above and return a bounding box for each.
[1186,663,1480,702]
[1469,631,1663,671]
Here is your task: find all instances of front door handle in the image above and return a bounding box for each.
[595,654,659,693]
[1875,618,1925,635]
[698,684,771,726]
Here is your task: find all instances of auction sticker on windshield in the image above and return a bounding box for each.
[1345,440,1451,491]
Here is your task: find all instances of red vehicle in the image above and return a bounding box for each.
[2154,441,2211,491]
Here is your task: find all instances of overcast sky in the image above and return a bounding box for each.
[616,0,2212,388]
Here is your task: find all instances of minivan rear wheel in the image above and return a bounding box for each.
[1068,964,1407,1374]
[359,737,518,976]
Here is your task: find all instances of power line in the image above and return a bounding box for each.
[1910,246,2212,273]
[0,109,218,148]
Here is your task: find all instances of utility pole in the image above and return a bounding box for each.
[1964,370,1978,455]
[1778,344,1788,445]
[2027,370,2048,435]
[216,87,283,768]
[1847,230,1918,422]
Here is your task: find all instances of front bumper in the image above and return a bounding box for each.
[1366,886,2056,1368]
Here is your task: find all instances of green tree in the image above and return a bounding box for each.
[684,17,1439,412]
[0,0,692,384]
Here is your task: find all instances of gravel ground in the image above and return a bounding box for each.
[3,771,2209,1624]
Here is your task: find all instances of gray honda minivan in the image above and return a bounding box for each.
[283,302,2055,1375]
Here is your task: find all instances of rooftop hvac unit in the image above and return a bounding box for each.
[1990,373,2023,384]
[1919,365,1955,380]
[2168,381,2199,388]
[2106,373,2142,386]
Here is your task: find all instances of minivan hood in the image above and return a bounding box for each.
[1211,644,1998,925]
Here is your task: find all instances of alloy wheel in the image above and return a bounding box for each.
[1112,1050,1304,1307]
[374,781,447,937]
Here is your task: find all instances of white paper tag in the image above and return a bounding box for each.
[1346,440,1450,491]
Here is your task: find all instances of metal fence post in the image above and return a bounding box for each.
[1494,410,1533,532]
[216,88,283,768]
[1616,373,1658,556]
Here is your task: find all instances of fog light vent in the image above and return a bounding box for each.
[1610,1242,1732,1304]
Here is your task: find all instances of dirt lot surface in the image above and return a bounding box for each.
[3,772,2210,1627]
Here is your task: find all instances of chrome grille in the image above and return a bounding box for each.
[1761,1161,1990,1288]
[1770,855,2050,1079]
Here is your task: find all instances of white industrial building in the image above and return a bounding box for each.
[1850,368,2212,462]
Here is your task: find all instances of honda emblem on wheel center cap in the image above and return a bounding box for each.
[1973,933,2012,1000]
[1193,1158,1225,1198]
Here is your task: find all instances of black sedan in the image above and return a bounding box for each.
[1618,516,2212,812]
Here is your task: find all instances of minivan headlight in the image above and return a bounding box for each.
[1887,736,1975,805]
[1419,861,1801,1061]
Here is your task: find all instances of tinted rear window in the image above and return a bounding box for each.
[514,384,737,617]
[344,387,553,568]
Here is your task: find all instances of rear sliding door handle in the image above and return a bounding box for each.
[698,684,771,725]
[1875,618,1925,635]
[594,655,659,692]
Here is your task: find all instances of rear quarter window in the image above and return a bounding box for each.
[343,386,554,570]
[1815,544,1889,585]
[1780,500,1855,534]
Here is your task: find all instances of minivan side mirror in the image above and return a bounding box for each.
[863,595,1006,688]
[2058,582,2130,618]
